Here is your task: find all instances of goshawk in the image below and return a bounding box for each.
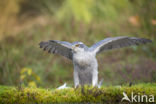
[39,36,151,87]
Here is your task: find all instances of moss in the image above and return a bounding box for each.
[0,83,155,103]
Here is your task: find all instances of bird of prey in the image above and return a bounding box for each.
[39,36,151,87]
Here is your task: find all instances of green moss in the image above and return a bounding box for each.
[0,83,155,103]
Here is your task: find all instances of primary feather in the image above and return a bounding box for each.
[89,36,152,54]
[39,40,73,60]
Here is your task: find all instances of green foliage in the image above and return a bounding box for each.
[56,0,131,23]
[20,68,41,87]
[92,0,131,20]
[20,0,64,15]
[0,83,155,103]
[57,0,94,23]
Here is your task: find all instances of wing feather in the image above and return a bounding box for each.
[39,40,73,60]
[90,36,152,54]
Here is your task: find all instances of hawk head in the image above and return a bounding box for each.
[72,41,86,53]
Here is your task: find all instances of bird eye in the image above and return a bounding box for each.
[75,44,80,47]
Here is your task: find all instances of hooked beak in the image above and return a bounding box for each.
[72,44,79,50]
[72,46,75,50]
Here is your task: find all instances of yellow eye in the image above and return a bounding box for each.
[75,44,80,47]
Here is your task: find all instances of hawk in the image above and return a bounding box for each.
[39,36,151,87]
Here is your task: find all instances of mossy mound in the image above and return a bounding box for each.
[0,83,155,103]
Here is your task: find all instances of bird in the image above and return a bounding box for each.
[39,36,152,87]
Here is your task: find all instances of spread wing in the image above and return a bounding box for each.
[39,40,73,60]
[89,36,152,54]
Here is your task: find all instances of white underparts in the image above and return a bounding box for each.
[73,50,98,87]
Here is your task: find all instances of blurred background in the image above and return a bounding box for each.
[0,0,156,88]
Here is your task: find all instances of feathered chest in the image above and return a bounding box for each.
[73,52,95,66]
